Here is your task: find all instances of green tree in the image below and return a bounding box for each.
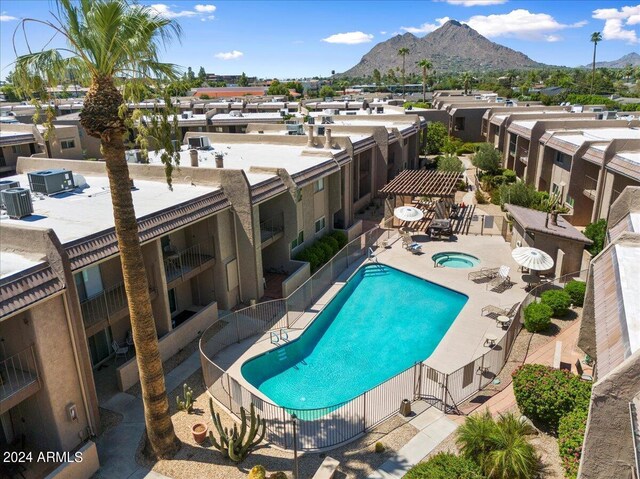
[437,154,465,173]
[238,72,249,87]
[372,68,382,86]
[425,121,448,155]
[416,59,432,103]
[386,68,398,84]
[590,32,602,94]
[285,81,303,95]
[398,47,410,97]
[472,144,501,173]
[187,66,195,81]
[584,218,607,255]
[266,79,289,96]
[461,72,473,95]
[319,85,335,98]
[197,66,206,83]
[14,0,182,458]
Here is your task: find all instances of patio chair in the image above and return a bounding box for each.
[112,340,129,362]
[481,302,519,319]
[487,266,511,292]
[468,267,500,281]
[575,360,593,382]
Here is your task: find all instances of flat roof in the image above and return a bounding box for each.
[551,127,640,146]
[0,173,219,245]
[211,112,282,121]
[616,243,640,354]
[0,251,44,279]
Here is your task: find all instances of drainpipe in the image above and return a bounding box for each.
[62,294,96,437]
[232,211,244,303]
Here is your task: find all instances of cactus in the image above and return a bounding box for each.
[209,398,266,462]
[176,383,194,413]
[247,465,266,479]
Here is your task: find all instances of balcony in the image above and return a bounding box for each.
[164,243,215,285]
[583,175,598,200]
[0,346,40,414]
[518,149,529,165]
[260,214,284,249]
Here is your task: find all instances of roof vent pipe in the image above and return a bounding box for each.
[215,152,224,168]
[306,125,314,147]
[324,128,332,149]
[189,149,198,167]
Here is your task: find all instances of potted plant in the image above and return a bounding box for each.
[191,422,208,444]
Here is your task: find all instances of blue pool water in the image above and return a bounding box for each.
[241,264,467,410]
[432,252,480,269]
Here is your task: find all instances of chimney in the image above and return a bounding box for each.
[189,149,198,167]
[324,128,332,149]
[215,152,224,168]
[306,125,314,147]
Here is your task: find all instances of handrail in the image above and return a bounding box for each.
[0,345,39,401]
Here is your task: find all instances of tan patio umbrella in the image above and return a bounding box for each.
[511,247,554,271]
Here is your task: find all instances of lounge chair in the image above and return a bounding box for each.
[481,302,519,319]
[112,340,129,363]
[401,233,422,253]
[487,266,511,292]
[468,267,500,281]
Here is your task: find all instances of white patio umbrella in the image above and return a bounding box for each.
[394,206,424,222]
[511,247,554,271]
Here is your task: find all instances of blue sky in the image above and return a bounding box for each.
[1,1,638,79]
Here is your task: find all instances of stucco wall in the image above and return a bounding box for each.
[45,440,99,479]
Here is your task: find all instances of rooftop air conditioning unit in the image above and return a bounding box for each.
[229,110,243,117]
[595,112,604,120]
[125,149,143,163]
[28,169,75,195]
[376,106,384,113]
[1,188,34,219]
[0,180,20,193]
[286,124,304,135]
[321,116,333,125]
[181,111,193,119]
[307,117,315,125]
[187,136,211,149]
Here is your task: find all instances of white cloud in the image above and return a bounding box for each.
[380,31,387,35]
[464,9,586,40]
[445,0,507,6]
[0,12,17,21]
[322,31,374,44]
[593,5,640,43]
[401,17,450,34]
[215,50,243,60]
[150,3,215,20]
[545,34,562,42]
[194,4,216,13]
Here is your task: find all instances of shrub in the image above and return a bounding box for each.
[498,181,547,210]
[295,248,321,272]
[558,407,588,479]
[490,189,501,205]
[248,465,266,479]
[523,302,552,332]
[512,364,592,432]
[425,121,449,155]
[503,169,517,183]
[475,189,488,204]
[405,453,484,479]
[472,143,502,173]
[329,230,348,249]
[313,242,332,264]
[374,441,385,453]
[319,235,339,255]
[541,290,572,317]
[456,142,482,155]
[437,154,465,173]
[564,280,586,307]
[584,219,607,256]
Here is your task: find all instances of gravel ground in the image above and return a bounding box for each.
[144,370,418,479]
[97,407,123,436]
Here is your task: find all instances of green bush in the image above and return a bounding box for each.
[455,142,483,155]
[405,453,484,479]
[314,242,333,264]
[523,302,552,332]
[490,189,501,205]
[512,364,592,432]
[503,169,517,183]
[475,189,488,204]
[541,290,572,317]
[437,154,465,173]
[295,248,321,272]
[329,230,348,249]
[295,231,348,273]
[558,407,588,479]
[564,280,586,307]
[584,219,607,256]
[425,121,449,155]
[472,143,502,174]
[319,235,339,255]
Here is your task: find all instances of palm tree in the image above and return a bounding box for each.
[456,411,497,467]
[461,72,473,95]
[398,47,410,97]
[14,0,181,458]
[484,414,538,479]
[590,32,602,94]
[416,59,432,103]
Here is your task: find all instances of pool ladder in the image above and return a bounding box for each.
[367,247,379,263]
[270,328,289,345]
[434,254,449,268]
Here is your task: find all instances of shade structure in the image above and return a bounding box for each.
[511,247,554,271]
[394,206,424,222]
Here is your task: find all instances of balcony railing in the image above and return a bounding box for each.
[0,346,40,413]
[583,175,598,199]
[164,243,214,284]
[259,213,284,246]
[80,281,128,329]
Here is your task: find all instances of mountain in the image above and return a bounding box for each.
[587,52,640,69]
[338,20,545,77]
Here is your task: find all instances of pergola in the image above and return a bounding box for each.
[379,169,463,227]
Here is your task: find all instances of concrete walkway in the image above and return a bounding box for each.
[93,350,201,479]
[368,404,458,479]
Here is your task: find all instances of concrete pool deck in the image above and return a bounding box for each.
[210,232,529,402]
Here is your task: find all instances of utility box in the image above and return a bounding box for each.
[28,169,75,195]
[2,187,34,218]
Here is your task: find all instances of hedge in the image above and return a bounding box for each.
[512,364,592,432]
[523,302,552,333]
[558,407,588,479]
[294,231,348,273]
[564,280,586,307]
[404,453,484,479]
[541,290,572,317]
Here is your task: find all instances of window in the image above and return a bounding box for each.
[60,139,75,150]
[168,289,177,314]
[11,145,19,154]
[315,217,326,234]
[454,117,465,131]
[314,178,325,193]
[552,183,560,196]
[290,231,304,251]
[565,195,575,208]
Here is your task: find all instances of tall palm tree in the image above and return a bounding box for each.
[416,59,432,103]
[590,32,602,94]
[461,72,473,95]
[398,47,410,97]
[14,0,181,458]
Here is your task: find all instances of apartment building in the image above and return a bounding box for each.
[0,125,47,175]
[577,186,640,479]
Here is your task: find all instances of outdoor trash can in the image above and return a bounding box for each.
[399,399,411,417]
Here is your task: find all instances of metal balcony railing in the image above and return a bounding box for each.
[80,281,128,328]
[164,243,214,284]
[0,346,39,407]
[259,213,285,244]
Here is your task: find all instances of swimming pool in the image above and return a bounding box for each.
[241,264,467,410]
[432,252,480,269]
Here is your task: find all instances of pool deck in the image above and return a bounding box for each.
[212,232,529,401]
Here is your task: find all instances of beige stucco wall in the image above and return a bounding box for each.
[46,125,84,160]
[44,440,99,479]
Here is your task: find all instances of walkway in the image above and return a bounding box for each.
[93,350,202,479]
[368,403,458,479]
